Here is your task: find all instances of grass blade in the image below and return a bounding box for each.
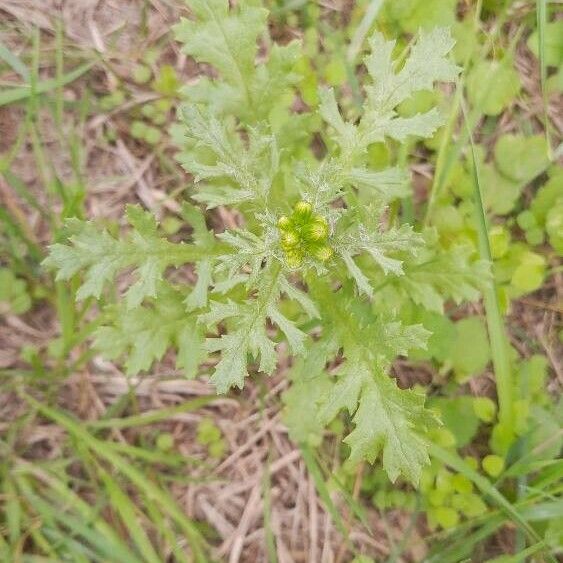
[0,40,30,81]
[536,0,552,155]
[300,444,348,540]
[428,443,553,558]
[0,61,96,107]
[24,395,209,562]
[462,100,514,431]
[98,468,162,563]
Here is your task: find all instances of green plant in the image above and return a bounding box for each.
[0,268,32,315]
[196,418,226,459]
[44,0,490,487]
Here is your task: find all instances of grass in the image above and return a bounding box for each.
[0,0,561,560]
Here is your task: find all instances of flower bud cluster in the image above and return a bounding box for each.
[277,201,333,268]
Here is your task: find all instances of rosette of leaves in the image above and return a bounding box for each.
[45,0,488,485]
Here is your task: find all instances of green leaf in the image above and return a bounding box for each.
[450,316,491,380]
[365,28,460,112]
[343,373,436,484]
[429,396,480,447]
[381,0,457,34]
[0,268,32,315]
[173,0,267,113]
[510,250,546,293]
[320,29,459,156]
[467,58,521,116]
[94,284,205,377]
[311,281,434,484]
[177,105,278,205]
[527,20,563,67]
[202,264,286,392]
[410,310,456,362]
[399,244,489,313]
[43,206,207,306]
[283,338,337,446]
[494,134,549,185]
[473,396,497,423]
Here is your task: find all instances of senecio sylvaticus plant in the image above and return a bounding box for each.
[45,0,488,485]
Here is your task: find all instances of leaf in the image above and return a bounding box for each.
[409,310,456,363]
[400,244,489,313]
[319,29,459,154]
[341,252,373,297]
[346,167,410,200]
[0,268,32,315]
[344,374,436,484]
[467,58,521,116]
[94,284,205,377]
[310,281,434,484]
[527,20,563,67]
[494,134,550,185]
[337,223,425,296]
[43,206,205,306]
[317,360,369,424]
[177,105,278,203]
[203,264,288,392]
[450,316,491,380]
[173,0,267,108]
[267,305,307,355]
[429,396,480,447]
[282,338,337,446]
[365,28,460,111]
[381,0,457,34]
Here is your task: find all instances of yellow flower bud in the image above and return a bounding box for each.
[277,216,292,231]
[293,200,312,219]
[305,217,329,241]
[284,249,304,268]
[281,231,300,249]
[313,244,333,262]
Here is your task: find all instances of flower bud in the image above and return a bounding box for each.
[277,215,292,231]
[312,244,333,262]
[284,249,304,268]
[305,217,329,241]
[281,231,300,249]
[293,201,312,220]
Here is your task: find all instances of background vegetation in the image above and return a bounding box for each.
[0,0,561,561]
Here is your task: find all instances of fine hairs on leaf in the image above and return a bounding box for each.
[44,0,489,485]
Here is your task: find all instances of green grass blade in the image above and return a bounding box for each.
[0,40,30,81]
[262,454,278,563]
[87,396,215,429]
[536,0,552,155]
[15,474,141,563]
[462,101,514,430]
[428,444,551,555]
[0,61,96,107]
[24,396,209,562]
[98,469,162,563]
[300,444,348,540]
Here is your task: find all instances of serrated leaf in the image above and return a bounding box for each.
[344,374,435,484]
[267,305,307,355]
[310,281,435,484]
[43,207,204,306]
[320,29,459,154]
[365,29,460,111]
[346,167,410,200]
[173,0,267,107]
[94,284,205,377]
[400,243,489,313]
